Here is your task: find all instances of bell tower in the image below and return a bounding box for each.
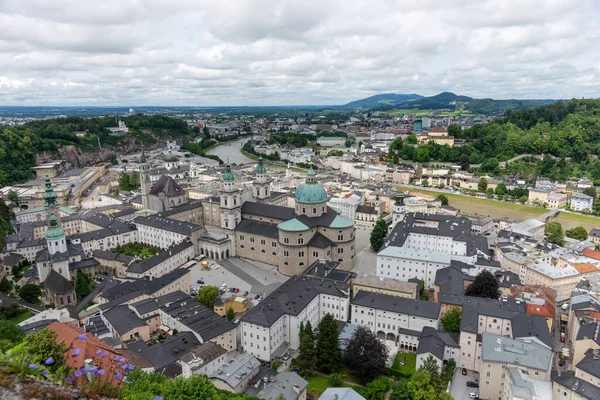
[139,150,151,209]
[253,156,271,202]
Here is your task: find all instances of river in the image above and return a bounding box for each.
[205,137,255,165]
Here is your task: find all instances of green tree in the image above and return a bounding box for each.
[583,186,596,198]
[296,328,316,374]
[407,370,437,400]
[519,195,527,204]
[495,183,507,196]
[459,155,470,171]
[345,139,352,148]
[486,188,494,198]
[0,277,12,294]
[75,271,94,301]
[26,328,67,370]
[316,313,342,373]
[328,373,343,387]
[421,179,429,187]
[436,194,448,206]
[196,286,220,309]
[365,376,391,400]
[344,326,389,383]
[370,219,388,251]
[406,134,418,144]
[19,283,41,304]
[389,379,412,400]
[566,226,588,241]
[419,355,443,392]
[545,221,565,246]
[464,270,500,299]
[388,137,404,163]
[130,171,140,189]
[226,307,235,321]
[440,307,461,333]
[0,320,25,352]
[6,190,18,202]
[478,177,488,192]
[114,188,120,197]
[118,172,132,191]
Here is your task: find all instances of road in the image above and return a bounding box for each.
[80,184,102,209]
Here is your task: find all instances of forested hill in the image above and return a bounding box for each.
[0,115,194,187]
[389,99,600,181]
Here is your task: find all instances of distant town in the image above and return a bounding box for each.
[1,98,600,400]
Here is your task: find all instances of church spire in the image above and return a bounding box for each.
[43,174,58,209]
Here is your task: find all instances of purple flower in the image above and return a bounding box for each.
[78,333,87,340]
[96,369,104,376]
[127,364,135,371]
[28,364,37,369]
[102,351,109,358]
[115,373,122,380]
[88,366,98,373]
[74,370,81,377]
[153,397,163,400]
[95,350,102,356]
[80,367,86,373]
[41,369,48,377]
[73,348,82,356]
[44,357,54,365]
[121,364,128,370]
[66,376,73,383]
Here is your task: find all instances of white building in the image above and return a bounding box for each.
[240,276,350,361]
[125,240,194,279]
[134,215,204,254]
[571,193,594,212]
[351,290,440,351]
[328,193,362,220]
[377,213,493,289]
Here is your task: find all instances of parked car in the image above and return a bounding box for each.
[462,368,467,376]
[232,319,240,324]
[467,381,479,388]
[234,288,240,293]
[229,288,235,293]
[468,393,478,399]
[254,294,261,300]
[560,337,565,343]
[243,291,249,296]
[197,280,204,284]
[291,367,300,373]
[559,359,565,367]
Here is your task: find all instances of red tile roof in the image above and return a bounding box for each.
[48,322,128,386]
[583,248,600,260]
[571,262,599,274]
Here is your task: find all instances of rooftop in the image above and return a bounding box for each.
[208,353,260,390]
[352,290,440,320]
[481,333,552,371]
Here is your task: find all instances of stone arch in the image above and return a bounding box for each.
[226,249,230,258]
[210,250,214,259]
[376,331,385,339]
[386,333,396,341]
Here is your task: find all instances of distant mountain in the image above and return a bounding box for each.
[340,93,423,109]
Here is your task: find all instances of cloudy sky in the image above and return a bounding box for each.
[0,0,599,106]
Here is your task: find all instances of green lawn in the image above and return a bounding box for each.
[306,375,332,396]
[113,242,161,260]
[392,352,417,376]
[8,310,32,324]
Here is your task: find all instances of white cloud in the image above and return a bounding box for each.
[0,0,598,105]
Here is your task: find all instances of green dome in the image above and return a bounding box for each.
[255,156,267,175]
[295,168,328,204]
[278,218,309,232]
[46,214,65,239]
[222,163,235,182]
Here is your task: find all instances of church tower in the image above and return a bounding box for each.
[253,156,271,202]
[38,175,69,282]
[139,150,151,209]
[219,163,241,256]
[391,194,405,228]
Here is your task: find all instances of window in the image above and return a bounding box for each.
[298,251,305,257]
[250,237,255,243]
[284,238,290,244]
[338,248,344,254]
[272,242,277,248]
[313,251,319,257]
[283,251,289,257]
[313,207,317,214]
[260,239,265,245]
[240,235,244,241]
[298,238,304,244]
[338,234,344,241]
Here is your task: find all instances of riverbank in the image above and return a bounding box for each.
[399,186,600,231]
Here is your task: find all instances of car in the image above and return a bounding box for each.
[232,319,240,324]
[291,367,300,373]
[462,368,467,376]
[469,393,478,399]
[467,381,479,388]
[560,337,565,343]
[235,288,240,293]
[229,288,235,293]
[559,359,565,367]
[282,354,290,361]
[243,291,249,296]
[254,294,261,300]
[197,280,204,284]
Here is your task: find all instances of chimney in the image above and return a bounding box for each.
[84,358,94,381]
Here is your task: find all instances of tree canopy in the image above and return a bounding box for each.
[464,270,500,299]
[316,313,342,373]
[545,221,565,246]
[344,326,389,383]
[436,194,449,206]
[19,283,42,304]
[565,226,588,241]
[196,286,220,309]
[25,328,67,370]
[370,219,388,251]
[440,307,462,333]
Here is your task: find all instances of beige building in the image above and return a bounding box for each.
[352,275,418,299]
[479,333,552,400]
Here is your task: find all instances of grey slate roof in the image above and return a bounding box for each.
[20,319,57,335]
[308,232,333,248]
[554,373,600,400]
[126,241,193,274]
[69,258,100,270]
[481,333,552,371]
[576,349,600,379]
[132,332,202,371]
[236,219,279,239]
[149,175,185,197]
[241,201,296,221]
[44,269,74,295]
[92,250,135,265]
[134,215,202,236]
[256,371,308,400]
[130,298,159,316]
[102,305,147,335]
[84,315,110,336]
[319,388,366,400]
[417,326,459,360]
[157,291,236,341]
[209,353,261,390]
[1,253,24,266]
[352,290,440,320]
[241,276,350,327]
[157,200,203,218]
[460,297,527,333]
[356,205,377,214]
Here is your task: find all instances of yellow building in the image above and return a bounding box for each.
[352,275,418,299]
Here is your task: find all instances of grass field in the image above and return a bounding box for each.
[400,187,600,231]
[305,367,363,396]
[386,109,481,117]
[392,352,417,376]
[9,310,32,324]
